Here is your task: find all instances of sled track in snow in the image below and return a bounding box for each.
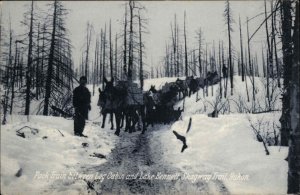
[82,127,229,194]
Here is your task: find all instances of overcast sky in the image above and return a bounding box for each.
[1,1,268,73]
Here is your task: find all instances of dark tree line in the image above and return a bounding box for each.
[1,0,74,122]
[77,0,148,91]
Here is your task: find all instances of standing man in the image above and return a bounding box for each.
[73,76,91,137]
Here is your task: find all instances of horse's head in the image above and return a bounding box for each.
[149,85,157,93]
[103,77,116,99]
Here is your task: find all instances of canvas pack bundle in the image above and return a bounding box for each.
[126,82,143,105]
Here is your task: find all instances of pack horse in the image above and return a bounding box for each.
[98,78,146,136]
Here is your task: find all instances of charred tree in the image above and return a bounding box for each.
[224,0,234,95]
[109,19,113,79]
[43,1,73,115]
[196,28,203,77]
[25,0,34,115]
[138,11,144,90]
[280,0,293,146]
[184,11,188,77]
[239,15,245,81]
[287,1,299,193]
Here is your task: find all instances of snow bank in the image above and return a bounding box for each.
[150,113,288,194]
[175,76,282,117]
[1,85,118,194]
[149,75,287,194]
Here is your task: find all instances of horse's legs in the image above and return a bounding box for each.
[128,111,134,133]
[140,106,146,134]
[101,113,107,128]
[125,111,130,132]
[110,111,114,130]
[128,107,137,133]
[120,111,124,128]
[114,111,121,136]
[150,110,155,127]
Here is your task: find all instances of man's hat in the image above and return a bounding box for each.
[80,76,87,81]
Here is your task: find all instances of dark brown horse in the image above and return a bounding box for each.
[98,87,114,130]
[175,78,188,99]
[100,78,126,136]
[100,78,147,136]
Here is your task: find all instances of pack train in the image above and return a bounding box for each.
[98,71,220,136]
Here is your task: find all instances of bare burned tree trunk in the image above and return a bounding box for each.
[40,23,46,94]
[197,28,203,77]
[2,20,13,124]
[36,23,40,100]
[99,30,103,86]
[114,33,118,79]
[93,50,96,96]
[272,2,281,88]
[225,0,234,96]
[170,49,173,77]
[165,44,170,77]
[43,0,72,115]
[128,0,134,80]
[10,40,19,115]
[96,37,99,84]
[255,53,259,77]
[265,0,272,110]
[280,0,293,146]
[102,24,107,88]
[85,22,92,82]
[244,48,250,102]
[109,19,113,79]
[205,44,208,97]
[43,0,57,116]
[262,46,266,78]
[138,11,143,90]
[219,41,222,99]
[123,5,127,80]
[176,20,180,76]
[247,17,256,109]
[25,0,34,115]
[93,39,98,96]
[239,16,245,82]
[287,0,299,193]
[171,16,176,77]
[184,11,188,77]
[222,42,228,98]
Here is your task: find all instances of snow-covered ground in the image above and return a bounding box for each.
[150,113,287,194]
[1,115,119,194]
[1,76,288,194]
[1,85,119,194]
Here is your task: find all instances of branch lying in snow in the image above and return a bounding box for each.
[83,179,99,194]
[186,117,192,133]
[15,168,23,177]
[248,118,270,155]
[173,131,188,153]
[16,126,39,138]
[51,105,73,118]
[56,129,64,137]
[90,153,106,159]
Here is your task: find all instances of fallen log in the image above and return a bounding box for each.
[51,106,73,118]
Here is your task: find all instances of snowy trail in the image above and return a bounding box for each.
[77,126,228,194]
[74,85,229,194]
